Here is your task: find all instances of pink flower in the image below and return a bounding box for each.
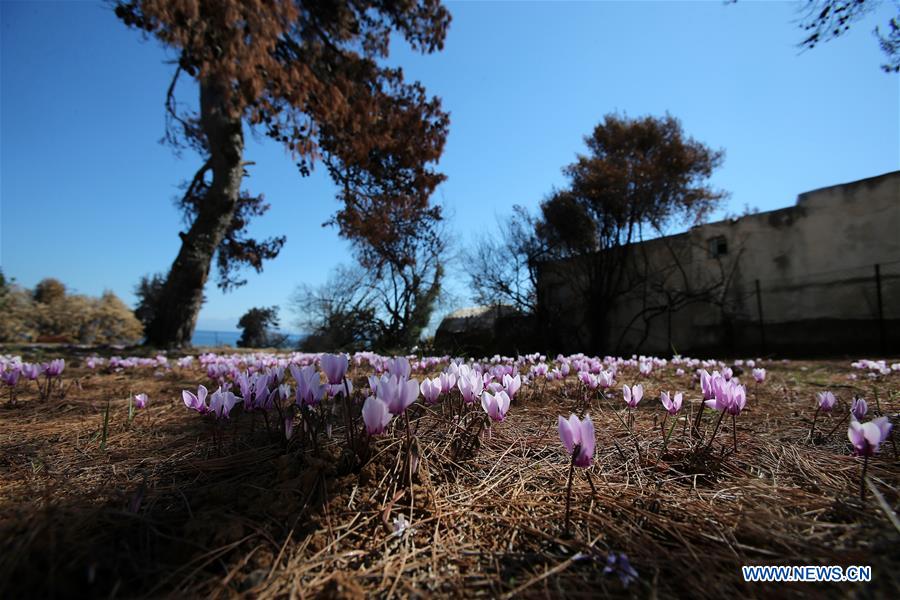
[183,385,209,414]
[502,373,522,399]
[44,359,65,377]
[291,364,327,407]
[558,414,595,468]
[623,384,643,409]
[386,356,411,380]
[851,397,868,421]
[705,378,733,412]
[752,368,766,383]
[420,377,442,405]
[817,391,837,412]
[598,370,614,389]
[579,371,599,390]
[457,367,484,404]
[848,417,892,456]
[1,368,20,387]
[725,384,746,416]
[319,353,348,384]
[22,363,41,380]
[699,369,715,400]
[659,391,682,415]
[362,396,392,435]
[209,387,241,419]
[481,390,511,422]
[439,371,457,394]
[133,393,148,409]
[378,376,419,415]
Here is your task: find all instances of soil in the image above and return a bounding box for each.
[1,348,898,598]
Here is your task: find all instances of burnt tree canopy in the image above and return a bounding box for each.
[116,0,451,347]
[538,113,725,256]
[536,113,727,352]
[796,0,899,73]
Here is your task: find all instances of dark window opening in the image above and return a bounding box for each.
[708,236,728,257]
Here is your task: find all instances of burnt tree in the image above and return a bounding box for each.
[116,0,451,347]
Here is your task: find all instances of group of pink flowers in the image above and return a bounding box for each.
[699,369,747,416]
[362,360,523,435]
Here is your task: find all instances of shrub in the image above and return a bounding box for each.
[0,280,143,345]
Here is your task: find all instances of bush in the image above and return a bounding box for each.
[0,280,143,345]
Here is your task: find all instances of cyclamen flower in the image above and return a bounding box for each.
[623,384,643,409]
[705,377,733,412]
[502,373,522,399]
[725,384,746,416]
[1,368,20,387]
[699,369,716,400]
[457,368,484,404]
[481,390,511,422]
[604,553,639,588]
[133,393,148,409]
[378,376,419,415]
[44,359,65,377]
[660,391,683,415]
[329,379,353,398]
[319,353,348,384]
[439,371,457,394]
[597,370,615,389]
[278,383,292,402]
[22,363,41,380]
[848,417,893,456]
[816,391,837,412]
[579,371,599,390]
[752,368,766,383]
[209,387,241,419]
[558,414,595,468]
[386,356,411,380]
[291,364,327,407]
[362,395,393,435]
[420,377,442,405]
[183,385,209,414]
[851,397,868,421]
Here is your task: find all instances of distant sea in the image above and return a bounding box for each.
[191,330,305,349]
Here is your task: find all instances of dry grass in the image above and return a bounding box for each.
[1,352,898,598]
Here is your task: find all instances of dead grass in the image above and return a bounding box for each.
[1,354,898,598]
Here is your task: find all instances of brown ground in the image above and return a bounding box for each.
[1,349,898,598]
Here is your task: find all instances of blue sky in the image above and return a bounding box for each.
[2,1,898,333]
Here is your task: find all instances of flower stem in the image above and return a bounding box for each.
[824,411,849,439]
[860,454,869,502]
[661,416,678,455]
[809,406,820,443]
[564,446,578,536]
[732,413,737,454]
[703,410,726,454]
[692,399,705,437]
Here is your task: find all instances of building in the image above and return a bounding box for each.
[537,171,900,356]
[434,305,534,356]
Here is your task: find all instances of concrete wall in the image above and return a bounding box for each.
[537,171,900,356]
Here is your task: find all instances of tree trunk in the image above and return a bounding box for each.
[145,80,244,348]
